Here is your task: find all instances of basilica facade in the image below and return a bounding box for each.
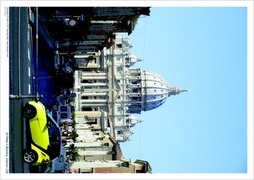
[73,36,186,143]
[66,35,186,172]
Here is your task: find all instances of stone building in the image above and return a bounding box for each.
[40,7,186,173]
[69,158,151,173]
[38,7,151,53]
[73,36,187,143]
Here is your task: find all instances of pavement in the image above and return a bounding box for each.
[8,7,70,173]
[37,39,57,107]
[35,36,71,172]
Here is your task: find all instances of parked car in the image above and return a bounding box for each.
[23,101,61,165]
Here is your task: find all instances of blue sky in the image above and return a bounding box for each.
[120,7,247,173]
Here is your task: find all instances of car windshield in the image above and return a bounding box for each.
[47,113,61,160]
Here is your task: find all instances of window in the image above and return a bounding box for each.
[104,143,109,146]
[132,88,139,93]
[82,107,92,111]
[82,80,93,83]
[131,97,140,101]
[81,96,89,99]
[86,118,98,124]
[121,162,130,168]
[60,106,68,112]
[116,43,122,48]
[117,131,123,135]
[60,113,68,119]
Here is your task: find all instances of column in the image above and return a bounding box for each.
[78,150,109,156]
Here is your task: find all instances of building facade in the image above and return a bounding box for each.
[41,7,186,173]
[73,36,187,144]
[39,7,151,53]
[69,159,151,173]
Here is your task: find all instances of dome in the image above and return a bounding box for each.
[127,70,187,114]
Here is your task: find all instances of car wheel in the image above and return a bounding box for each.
[23,149,38,164]
[23,104,37,119]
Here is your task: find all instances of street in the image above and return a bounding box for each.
[9,7,32,173]
[9,7,57,173]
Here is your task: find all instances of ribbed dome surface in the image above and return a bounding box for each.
[127,70,186,114]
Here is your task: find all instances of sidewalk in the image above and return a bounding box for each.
[37,40,57,107]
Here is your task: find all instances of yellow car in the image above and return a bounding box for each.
[23,101,61,165]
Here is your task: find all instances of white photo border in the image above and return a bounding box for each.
[1,1,253,179]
